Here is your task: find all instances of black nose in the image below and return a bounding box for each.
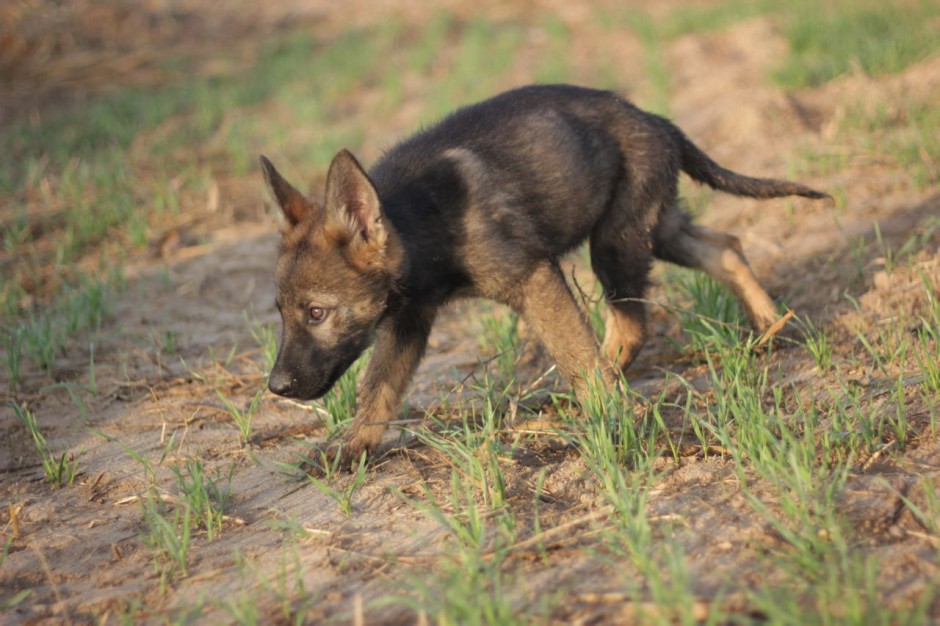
[268,370,294,396]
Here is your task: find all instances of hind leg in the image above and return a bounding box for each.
[602,298,647,372]
[653,206,778,332]
[590,223,654,373]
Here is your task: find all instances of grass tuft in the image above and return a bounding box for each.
[170,459,234,541]
[216,386,265,445]
[10,401,79,487]
[667,269,752,357]
[305,450,368,517]
[140,491,192,588]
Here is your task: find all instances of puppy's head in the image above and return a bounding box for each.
[261,150,393,400]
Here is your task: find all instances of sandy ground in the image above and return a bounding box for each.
[2,1,939,623]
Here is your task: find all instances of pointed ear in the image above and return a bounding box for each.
[260,155,317,227]
[324,149,385,246]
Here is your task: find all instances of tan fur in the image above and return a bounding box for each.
[515,262,617,400]
[338,309,433,461]
[602,302,647,372]
[658,221,780,334]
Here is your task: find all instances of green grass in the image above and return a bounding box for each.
[651,0,940,88]
[558,376,727,623]
[6,4,940,623]
[0,559,31,611]
[797,316,834,371]
[667,331,929,621]
[774,0,940,88]
[666,269,752,357]
[392,458,524,623]
[447,18,526,96]
[1,324,24,391]
[216,386,265,445]
[390,524,523,625]
[798,99,940,189]
[753,549,933,625]
[10,401,79,487]
[305,451,368,517]
[0,21,411,384]
[249,544,319,624]
[657,0,940,190]
[106,434,234,590]
[477,307,521,390]
[533,16,573,84]
[384,382,557,622]
[657,0,778,38]
[169,459,234,541]
[915,274,940,397]
[633,260,938,619]
[246,313,278,375]
[140,490,193,587]
[214,588,261,626]
[596,8,672,116]
[2,273,116,381]
[852,101,940,189]
[415,401,512,510]
[377,224,938,621]
[317,355,367,437]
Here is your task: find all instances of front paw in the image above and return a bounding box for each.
[303,433,377,477]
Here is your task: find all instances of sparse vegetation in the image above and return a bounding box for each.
[246,312,279,374]
[773,0,940,88]
[140,489,193,587]
[3,1,939,623]
[169,458,234,541]
[797,315,833,370]
[216,385,265,445]
[478,306,521,390]
[305,451,368,517]
[667,269,752,356]
[10,401,79,487]
[318,355,366,436]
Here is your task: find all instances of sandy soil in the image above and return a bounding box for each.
[2,1,939,623]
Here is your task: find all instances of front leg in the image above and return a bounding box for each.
[325,305,435,470]
[515,262,617,404]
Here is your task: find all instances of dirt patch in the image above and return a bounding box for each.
[2,1,940,623]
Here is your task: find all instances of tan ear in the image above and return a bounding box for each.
[324,149,385,247]
[260,155,318,227]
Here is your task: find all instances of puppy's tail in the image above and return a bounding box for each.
[677,130,831,201]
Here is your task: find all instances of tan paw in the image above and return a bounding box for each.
[303,432,379,477]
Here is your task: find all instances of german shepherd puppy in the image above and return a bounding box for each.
[261,84,828,468]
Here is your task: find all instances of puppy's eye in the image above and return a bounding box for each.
[308,306,328,324]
